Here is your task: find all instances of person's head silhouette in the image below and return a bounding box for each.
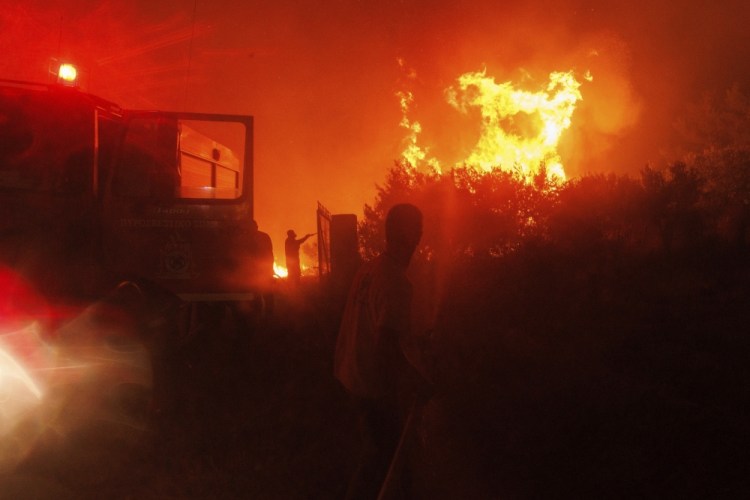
[385,203,423,266]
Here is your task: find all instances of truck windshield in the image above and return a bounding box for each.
[0,88,93,194]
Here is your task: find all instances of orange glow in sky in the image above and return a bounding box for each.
[1,0,749,260]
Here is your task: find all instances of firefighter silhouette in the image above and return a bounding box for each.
[285,229,315,286]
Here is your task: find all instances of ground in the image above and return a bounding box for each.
[1,271,748,499]
[1,282,364,499]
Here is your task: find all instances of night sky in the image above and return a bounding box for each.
[2,0,749,259]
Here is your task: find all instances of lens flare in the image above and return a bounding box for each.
[0,300,153,473]
[0,324,45,417]
[0,346,43,400]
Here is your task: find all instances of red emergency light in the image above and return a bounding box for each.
[57,63,78,86]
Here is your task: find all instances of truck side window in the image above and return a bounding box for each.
[0,90,93,194]
[112,115,246,200]
[176,121,244,200]
[114,117,178,199]
[58,148,93,194]
[113,146,161,198]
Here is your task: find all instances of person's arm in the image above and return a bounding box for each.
[299,233,316,244]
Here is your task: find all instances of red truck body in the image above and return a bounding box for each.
[0,79,257,307]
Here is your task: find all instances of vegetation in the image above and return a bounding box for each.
[358,147,750,496]
[5,86,748,500]
[367,89,750,496]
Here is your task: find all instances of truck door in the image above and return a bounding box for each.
[101,112,255,302]
[0,83,101,302]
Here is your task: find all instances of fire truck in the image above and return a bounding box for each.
[0,66,259,331]
[0,65,272,472]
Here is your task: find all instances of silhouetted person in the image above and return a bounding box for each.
[334,203,431,499]
[284,229,315,287]
[250,219,275,317]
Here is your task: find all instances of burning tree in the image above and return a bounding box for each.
[359,161,561,262]
[349,71,750,497]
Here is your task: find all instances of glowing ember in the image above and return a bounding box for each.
[400,69,585,181]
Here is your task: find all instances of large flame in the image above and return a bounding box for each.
[400,69,585,181]
[398,90,441,172]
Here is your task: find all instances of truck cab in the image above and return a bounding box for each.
[0,78,256,310]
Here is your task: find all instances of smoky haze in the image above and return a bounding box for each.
[2,0,749,259]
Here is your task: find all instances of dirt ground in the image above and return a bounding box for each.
[1,282,475,499]
[2,273,748,499]
[1,287,348,499]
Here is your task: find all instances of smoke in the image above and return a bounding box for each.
[1,0,749,258]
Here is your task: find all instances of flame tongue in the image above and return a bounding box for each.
[449,70,581,180]
[400,68,584,181]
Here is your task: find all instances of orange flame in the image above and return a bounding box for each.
[399,69,586,181]
[273,262,288,278]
